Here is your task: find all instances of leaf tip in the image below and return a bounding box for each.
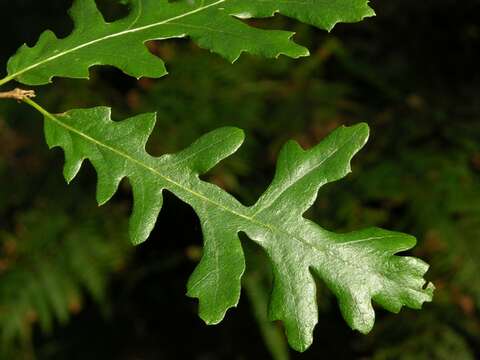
[196,304,229,326]
[130,234,147,247]
[424,281,436,299]
[326,22,338,33]
[350,122,370,147]
[290,340,312,353]
[354,121,370,134]
[203,316,224,326]
[96,196,109,207]
[228,126,246,142]
[300,47,311,58]
[365,1,377,18]
[63,160,83,185]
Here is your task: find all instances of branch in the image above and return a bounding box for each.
[0,88,35,101]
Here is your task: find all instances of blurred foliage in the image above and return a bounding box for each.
[0,0,479,359]
[0,205,131,359]
[0,101,132,359]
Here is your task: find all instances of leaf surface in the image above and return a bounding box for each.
[6,0,374,85]
[40,106,433,351]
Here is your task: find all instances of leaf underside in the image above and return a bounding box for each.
[42,107,434,351]
[7,0,375,85]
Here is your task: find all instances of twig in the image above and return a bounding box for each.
[0,88,36,102]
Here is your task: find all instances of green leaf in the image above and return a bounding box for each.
[40,106,434,351]
[6,0,375,85]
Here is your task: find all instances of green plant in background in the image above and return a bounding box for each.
[0,200,131,358]
[0,0,435,355]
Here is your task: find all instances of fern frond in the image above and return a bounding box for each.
[0,207,130,355]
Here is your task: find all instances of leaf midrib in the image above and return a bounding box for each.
[8,0,226,81]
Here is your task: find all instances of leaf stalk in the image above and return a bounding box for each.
[0,75,14,87]
[21,96,48,116]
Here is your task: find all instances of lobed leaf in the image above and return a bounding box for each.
[41,107,433,351]
[6,0,375,85]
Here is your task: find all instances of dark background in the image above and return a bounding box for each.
[1,0,480,359]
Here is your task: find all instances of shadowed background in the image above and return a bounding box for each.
[0,0,479,359]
